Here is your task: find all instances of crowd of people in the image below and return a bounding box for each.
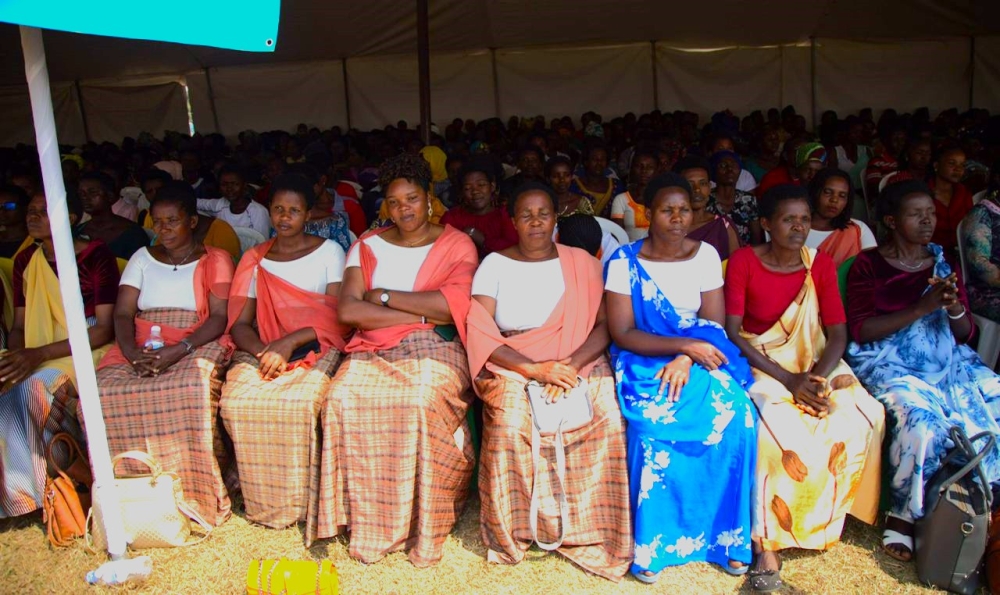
[0,103,999,590]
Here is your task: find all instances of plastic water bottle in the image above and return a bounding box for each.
[85,556,153,586]
[144,325,165,351]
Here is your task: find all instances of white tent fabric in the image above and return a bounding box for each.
[2,0,1000,143]
[496,44,654,123]
[79,79,189,143]
[347,50,495,131]
[0,81,83,146]
[815,39,972,117]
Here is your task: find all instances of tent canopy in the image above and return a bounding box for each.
[1,0,998,85]
[2,1,1000,145]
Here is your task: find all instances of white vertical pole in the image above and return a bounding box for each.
[19,25,127,559]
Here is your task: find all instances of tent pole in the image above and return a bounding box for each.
[650,41,658,111]
[809,36,817,133]
[969,36,976,110]
[74,79,92,143]
[19,25,128,560]
[490,48,500,119]
[417,0,431,144]
[342,59,352,130]
[204,67,222,134]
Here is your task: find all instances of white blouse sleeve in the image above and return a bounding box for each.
[344,239,363,269]
[697,243,724,292]
[857,220,878,250]
[471,253,502,298]
[604,257,631,295]
[119,248,148,289]
[323,240,347,284]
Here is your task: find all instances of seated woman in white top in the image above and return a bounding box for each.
[604,173,757,583]
[96,181,235,526]
[806,168,877,267]
[220,173,348,529]
[197,163,271,237]
[307,152,479,566]
[466,181,632,581]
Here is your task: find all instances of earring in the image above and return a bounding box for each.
[428,203,433,218]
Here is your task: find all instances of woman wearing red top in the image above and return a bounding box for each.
[927,146,973,253]
[724,184,884,593]
[439,160,517,260]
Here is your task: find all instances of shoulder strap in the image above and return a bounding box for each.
[529,422,569,551]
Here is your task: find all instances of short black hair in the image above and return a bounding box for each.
[378,152,431,191]
[153,180,198,218]
[285,162,321,186]
[760,183,810,219]
[459,158,496,185]
[508,180,558,218]
[642,172,692,209]
[217,162,246,182]
[518,145,545,162]
[270,173,317,210]
[0,184,30,210]
[140,168,172,190]
[673,155,712,177]
[544,155,574,177]
[78,171,116,195]
[878,179,932,223]
[558,214,602,256]
[808,168,855,230]
[582,141,609,162]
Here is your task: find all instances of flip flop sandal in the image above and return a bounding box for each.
[748,557,783,593]
[882,529,914,562]
[631,569,661,584]
[721,561,750,576]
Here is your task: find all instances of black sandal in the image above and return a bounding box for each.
[748,554,783,593]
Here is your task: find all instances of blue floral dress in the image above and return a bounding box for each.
[608,241,757,573]
[847,244,1000,522]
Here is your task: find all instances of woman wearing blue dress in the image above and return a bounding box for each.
[605,173,757,583]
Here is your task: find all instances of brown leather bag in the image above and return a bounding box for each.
[41,433,92,547]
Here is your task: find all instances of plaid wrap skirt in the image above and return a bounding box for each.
[476,355,633,581]
[307,331,473,567]
[90,309,233,526]
[221,348,340,528]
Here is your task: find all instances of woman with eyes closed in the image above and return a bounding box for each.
[95,181,235,525]
[725,184,884,593]
[467,181,632,581]
[307,152,479,567]
[220,172,349,529]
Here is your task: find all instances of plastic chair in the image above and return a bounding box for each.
[837,255,857,308]
[116,258,129,275]
[595,216,629,245]
[956,219,1000,366]
[347,230,357,245]
[877,171,898,194]
[233,226,267,255]
[973,190,987,205]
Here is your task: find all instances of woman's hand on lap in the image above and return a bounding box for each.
[146,344,188,376]
[784,372,830,417]
[257,338,293,380]
[0,348,46,385]
[681,340,728,370]
[527,358,578,391]
[656,355,692,402]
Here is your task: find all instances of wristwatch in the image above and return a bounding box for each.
[379,290,391,306]
[180,339,194,354]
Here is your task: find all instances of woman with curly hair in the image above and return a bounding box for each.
[307,152,479,567]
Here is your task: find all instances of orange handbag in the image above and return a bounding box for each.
[42,433,91,547]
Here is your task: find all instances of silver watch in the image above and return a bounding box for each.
[379,290,391,306]
[180,339,194,354]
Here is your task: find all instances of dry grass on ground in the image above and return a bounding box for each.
[1,496,946,595]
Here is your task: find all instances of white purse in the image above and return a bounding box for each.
[525,377,593,550]
[86,451,212,551]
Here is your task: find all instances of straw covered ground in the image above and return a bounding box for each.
[0,494,951,595]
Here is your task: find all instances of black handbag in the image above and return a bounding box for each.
[915,426,995,595]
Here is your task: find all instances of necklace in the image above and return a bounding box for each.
[166,243,197,271]
[518,244,557,262]
[401,230,432,247]
[894,257,927,271]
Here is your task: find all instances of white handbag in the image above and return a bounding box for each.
[525,377,593,550]
[86,451,212,551]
